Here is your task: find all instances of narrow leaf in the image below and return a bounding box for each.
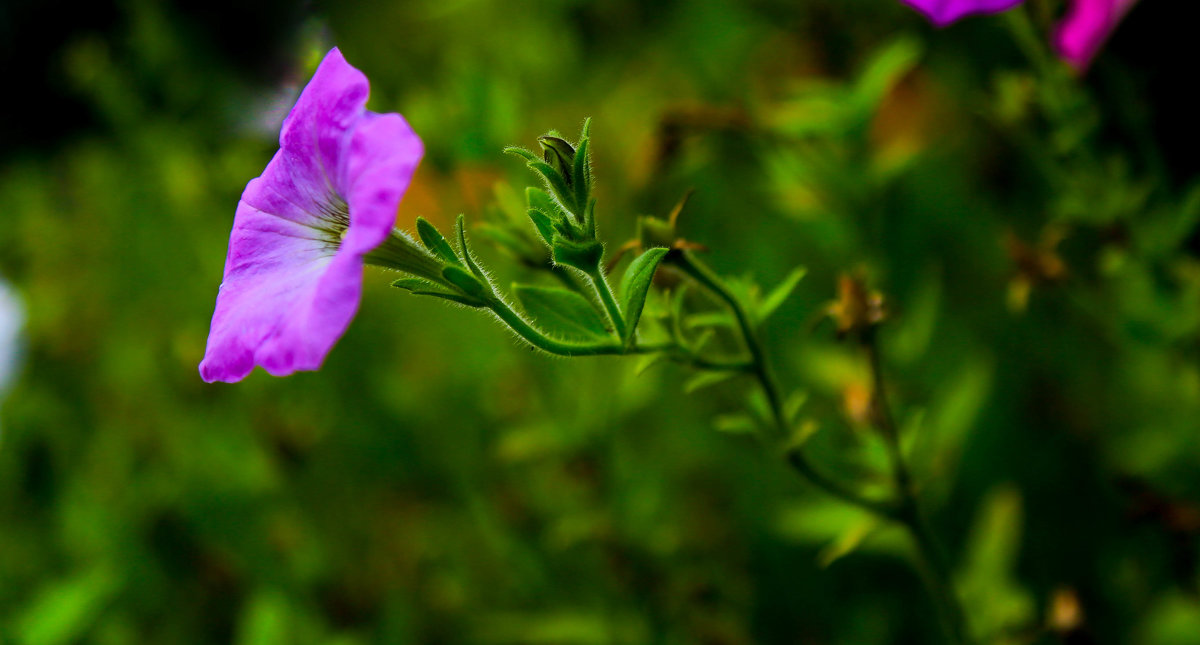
[684,370,736,394]
[416,217,461,265]
[455,214,487,279]
[758,267,808,321]
[713,414,758,435]
[503,146,539,163]
[633,352,667,376]
[514,284,613,341]
[573,136,590,209]
[619,247,670,344]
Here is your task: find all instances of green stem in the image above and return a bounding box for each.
[585,266,627,341]
[864,332,971,645]
[670,249,969,645]
[486,294,624,356]
[669,251,889,513]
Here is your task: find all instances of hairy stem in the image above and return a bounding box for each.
[585,266,627,341]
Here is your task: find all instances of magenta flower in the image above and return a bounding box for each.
[200,47,433,383]
[1053,0,1138,70]
[899,0,1024,27]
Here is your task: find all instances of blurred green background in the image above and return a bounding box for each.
[3,0,1200,643]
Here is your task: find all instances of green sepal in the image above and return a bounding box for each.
[455,214,487,280]
[416,217,461,266]
[638,215,675,249]
[526,187,566,223]
[527,160,576,216]
[391,277,483,307]
[526,209,557,247]
[583,198,597,239]
[503,146,540,163]
[513,284,613,341]
[572,135,590,209]
[619,247,670,344]
[551,236,604,272]
[442,265,485,298]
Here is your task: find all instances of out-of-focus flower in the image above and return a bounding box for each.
[200,47,436,383]
[898,0,1024,27]
[1053,0,1138,70]
[0,277,23,403]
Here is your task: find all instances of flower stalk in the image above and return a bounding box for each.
[668,249,971,645]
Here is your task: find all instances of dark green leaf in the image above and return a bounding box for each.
[416,217,461,265]
[514,284,612,341]
[619,247,669,344]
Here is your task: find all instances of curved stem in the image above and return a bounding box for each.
[669,251,889,513]
[486,294,624,356]
[670,250,969,645]
[585,266,627,341]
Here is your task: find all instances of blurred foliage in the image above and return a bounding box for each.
[2,0,1200,643]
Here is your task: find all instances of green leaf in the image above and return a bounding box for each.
[758,267,807,321]
[684,311,735,330]
[817,515,886,568]
[503,146,539,163]
[416,217,461,265]
[527,160,576,215]
[527,209,557,247]
[514,284,612,341]
[572,136,590,209]
[957,484,1035,639]
[784,389,809,425]
[619,247,669,344]
[443,265,485,297]
[633,352,668,375]
[713,413,758,435]
[455,214,487,279]
[683,370,736,394]
[853,37,922,114]
[526,187,565,222]
[392,277,483,307]
[18,566,121,645]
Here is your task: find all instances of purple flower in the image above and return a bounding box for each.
[1053,0,1138,70]
[899,0,1024,27]
[200,47,435,383]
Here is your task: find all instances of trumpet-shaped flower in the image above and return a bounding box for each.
[1053,0,1138,70]
[899,0,1024,27]
[200,47,438,383]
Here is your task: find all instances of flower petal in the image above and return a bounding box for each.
[338,113,425,254]
[899,0,1024,26]
[241,47,369,225]
[199,197,359,382]
[1053,0,1137,70]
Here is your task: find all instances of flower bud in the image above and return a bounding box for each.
[538,135,576,187]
